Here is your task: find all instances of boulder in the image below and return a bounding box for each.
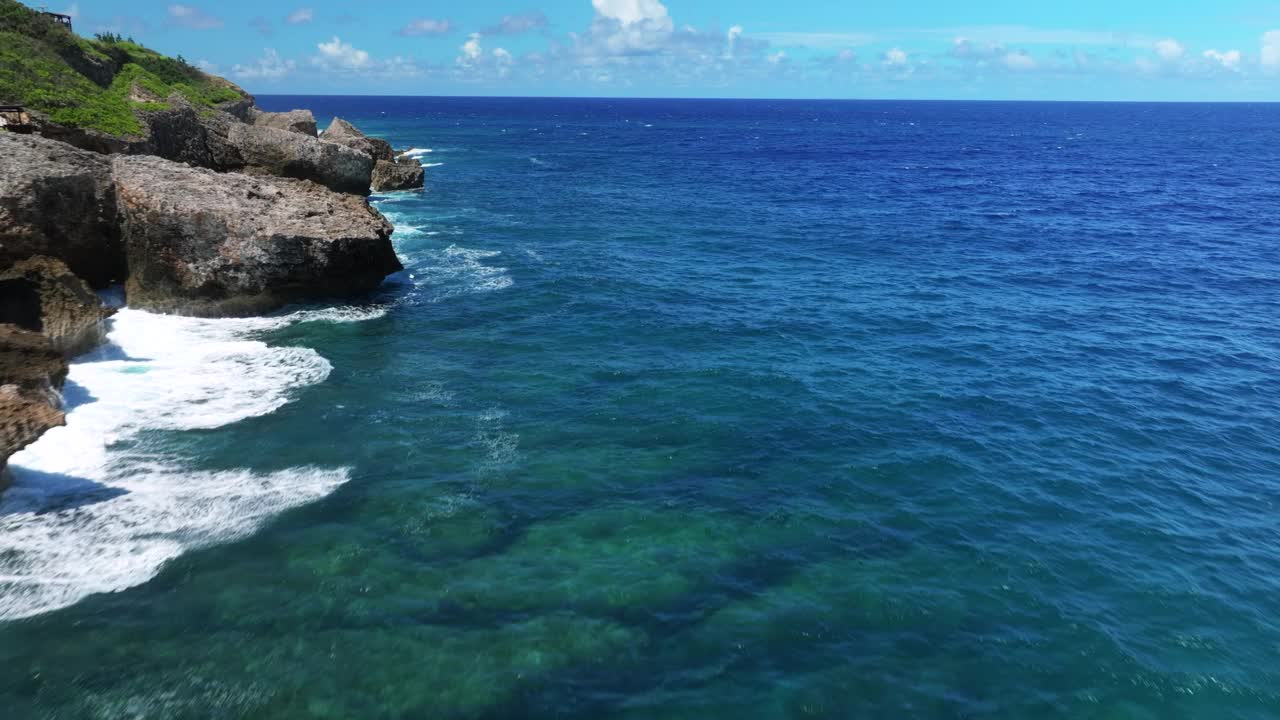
[0,132,125,289]
[372,156,425,192]
[131,96,244,170]
[227,122,374,196]
[249,107,318,137]
[113,154,402,317]
[322,117,395,163]
[0,256,115,357]
[0,325,68,491]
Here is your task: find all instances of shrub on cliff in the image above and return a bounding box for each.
[0,0,247,136]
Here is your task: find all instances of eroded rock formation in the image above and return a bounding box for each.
[0,325,68,490]
[114,155,401,317]
[0,256,115,357]
[0,132,124,288]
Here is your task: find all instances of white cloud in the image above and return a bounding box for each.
[753,32,875,49]
[167,4,223,30]
[459,33,483,64]
[1262,31,1280,72]
[1002,51,1036,71]
[232,48,295,79]
[592,0,670,26]
[399,18,452,37]
[195,58,218,73]
[1154,38,1185,62]
[314,36,371,70]
[1202,48,1242,70]
[286,8,313,25]
[837,49,856,63]
[767,50,786,65]
[883,48,908,66]
[494,47,513,64]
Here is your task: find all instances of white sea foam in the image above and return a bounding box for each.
[0,307,360,621]
[421,162,445,168]
[399,147,433,158]
[413,245,514,300]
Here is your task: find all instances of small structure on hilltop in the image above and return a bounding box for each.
[0,105,35,133]
[39,8,73,30]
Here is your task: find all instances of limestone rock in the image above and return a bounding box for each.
[0,256,115,357]
[0,325,68,490]
[0,132,124,288]
[372,156,425,192]
[113,154,402,317]
[228,122,374,195]
[322,117,395,163]
[249,108,318,137]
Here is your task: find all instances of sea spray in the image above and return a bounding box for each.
[0,308,362,621]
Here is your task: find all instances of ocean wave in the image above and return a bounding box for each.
[411,245,514,300]
[398,148,432,158]
[0,306,366,621]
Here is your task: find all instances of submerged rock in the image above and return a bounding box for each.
[0,256,115,357]
[249,107,318,137]
[321,117,395,163]
[0,325,68,491]
[228,122,374,195]
[113,154,401,317]
[372,156,425,192]
[0,133,125,289]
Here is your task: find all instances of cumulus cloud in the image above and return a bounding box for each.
[459,33,483,64]
[883,47,908,66]
[167,4,223,30]
[482,11,549,36]
[1154,38,1185,62]
[286,8,313,25]
[1262,31,1280,73]
[592,0,670,26]
[767,50,786,65]
[232,48,295,79]
[1202,48,1242,70]
[313,36,371,71]
[399,18,452,37]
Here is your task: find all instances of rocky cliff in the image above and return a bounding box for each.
[0,0,423,488]
[115,155,400,316]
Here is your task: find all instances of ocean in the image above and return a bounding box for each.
[2,97,1280,718]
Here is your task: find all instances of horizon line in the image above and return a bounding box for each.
[250,93,1280,105]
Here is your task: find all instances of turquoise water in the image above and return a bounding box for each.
[3,98,1280,718]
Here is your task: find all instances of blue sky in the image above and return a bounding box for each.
[43,0,1280,99]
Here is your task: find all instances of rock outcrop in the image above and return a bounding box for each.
[321,117,395,162]
[0,325,68,490]
[373,157,426,192]
[113,155,401,317]
[132,96,243,171]
[0,132,125,289]
[322,117,424,192]
[249,108,318,137]
[227,122,374,196]
[0,256,115,357]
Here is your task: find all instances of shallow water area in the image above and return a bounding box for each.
[3,98,1280,719]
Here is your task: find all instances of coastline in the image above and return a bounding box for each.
[0,2,427,618]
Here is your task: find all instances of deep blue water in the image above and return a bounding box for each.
[3,97,1280,718]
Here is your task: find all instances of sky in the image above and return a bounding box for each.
[40,0,1280,100]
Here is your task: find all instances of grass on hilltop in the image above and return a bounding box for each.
[0,0,245,136]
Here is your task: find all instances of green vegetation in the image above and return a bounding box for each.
[0,0,246,136]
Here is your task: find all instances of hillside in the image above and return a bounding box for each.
[0,0,248,136]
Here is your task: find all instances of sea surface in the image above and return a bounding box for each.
[3,97,1280,719]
